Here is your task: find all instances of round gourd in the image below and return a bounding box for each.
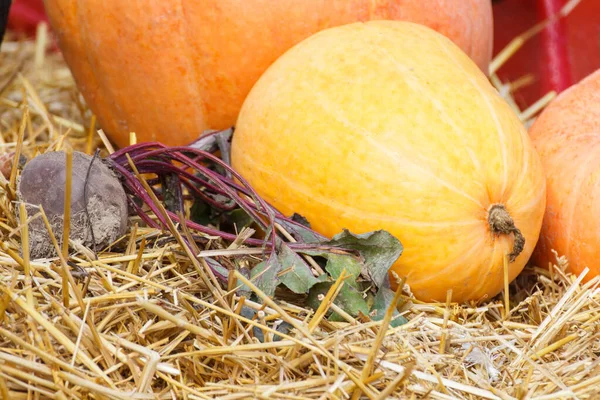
[230,20,546,304]
[528,69,600,281]
[42,0,493,148]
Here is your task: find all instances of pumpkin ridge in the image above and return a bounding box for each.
[238,152,482,226]
[301,81,485,208]
[176,0,208,133]
[463,2,475,61]
[562,146,599,260]
[432,33,511,199]
[498,154,532,213]
[507,136,533,206]
[466,233,498,301]
[365,37,485,176]
[77,2,129,137]
[537,132,600,146]
[478,231,501,302]
[368,0,376,19]
[408,231,493,286]
[508,184,546,215]
[498,103,536,206]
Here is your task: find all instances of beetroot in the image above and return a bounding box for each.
[17,150,129,258]
[11,130,350,281]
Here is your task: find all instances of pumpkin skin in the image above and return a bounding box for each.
[230,21,546,304]
[42,0,493,148]
[528,69,600,281]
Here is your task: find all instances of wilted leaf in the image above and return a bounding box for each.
[277,244,326,293]
[291,213,311,228]
[323,253,362,289]
[246,227,405,325]
[297,246,363,291]
[325,229,403,288]
[250,253,281,298]
[189,200,216,226]
[188,128,233,154]
[204,257,230,282]
[370,286,408,328]
[225,208,254,230]
[306,281,370,321]
[239,306,292,342]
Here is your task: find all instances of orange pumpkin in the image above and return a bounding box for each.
[230,21,546,304]
[42,0,493,148]
[529,69,600,280]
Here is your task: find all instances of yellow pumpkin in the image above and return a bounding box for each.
[231,21,546,303]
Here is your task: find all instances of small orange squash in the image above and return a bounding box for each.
[42,0,493,148]
[529,69,600,280]
[231,21,546,304]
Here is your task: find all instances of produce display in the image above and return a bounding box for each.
[3,0,600,397]
[41,0,493,148]
[231,20,546,303]
[529,68,600,281]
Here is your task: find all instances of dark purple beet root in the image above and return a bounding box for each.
[17,151,129,259]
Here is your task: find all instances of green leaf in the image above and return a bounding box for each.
[225,208,254,230]
[204,257,229,280]
[189,200,217,226]
[325,229,403,288]
[246,228,405,327]
[323,253,362,289]
[277,244,326,294]
[306,282,370,321]
[239,306,292,342]
[296,245,363,291]
[291,213,311,228]
[334,285,369,321]
[370,286,408,328]
[250,254,281,298]
[190,193,247,230]
[249,241,326,297]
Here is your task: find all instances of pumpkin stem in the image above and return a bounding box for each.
[487,204,525,262]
